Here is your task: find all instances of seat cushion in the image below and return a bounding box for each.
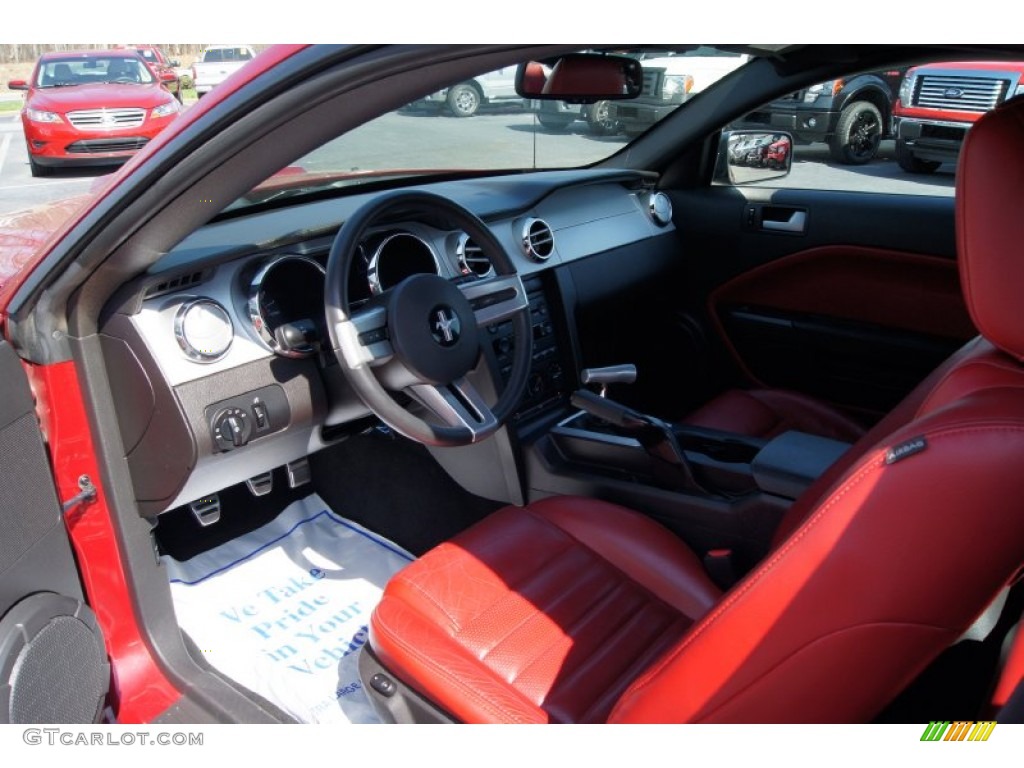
[368,496,721,723]
[683,388,866,442]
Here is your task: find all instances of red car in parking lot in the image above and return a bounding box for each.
[8,49,181,177]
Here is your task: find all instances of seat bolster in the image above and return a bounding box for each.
[370,595,548,723]
[528,497,721,619]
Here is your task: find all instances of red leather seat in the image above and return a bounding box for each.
[365,97,1024,723]
[682,388,866,442]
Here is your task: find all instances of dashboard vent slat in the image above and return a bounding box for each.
[455,233,494,278]
[145,270,210,299]
[521,218,555,262]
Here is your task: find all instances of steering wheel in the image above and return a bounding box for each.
[325,190,533,446]
[111,77,137,84]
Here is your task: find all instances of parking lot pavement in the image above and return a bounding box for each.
[0,112,100,217]
[0,110,956,219]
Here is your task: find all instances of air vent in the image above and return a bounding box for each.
[455,233,494,278]
[145,270,209,299]
[648,192,673,227]
[521,218,554,261]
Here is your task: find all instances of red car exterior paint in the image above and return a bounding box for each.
[25,361,180,722]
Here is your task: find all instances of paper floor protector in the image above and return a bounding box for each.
[162,493,413,723]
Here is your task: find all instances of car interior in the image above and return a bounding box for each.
[6,44,1024,724]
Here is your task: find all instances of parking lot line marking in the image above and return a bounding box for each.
[0,133,11,175]
[0,179,92,193]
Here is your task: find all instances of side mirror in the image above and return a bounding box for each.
[717,130,793,185]
[516,53,642,102]
[8,79,28,91]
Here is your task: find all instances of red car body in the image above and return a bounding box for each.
[126,44,183,101]
[7,49,182,176]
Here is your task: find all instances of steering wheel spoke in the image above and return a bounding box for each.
[335,305,393,367]
[459,274,529,326]
[406,378,499,441]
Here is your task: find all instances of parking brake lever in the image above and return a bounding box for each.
[581,364,637,397]
[570,389,714,495]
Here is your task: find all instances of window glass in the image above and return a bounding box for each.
[720,59,1023,197]
[36,56,155,87]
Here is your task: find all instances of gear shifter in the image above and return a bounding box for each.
[570,389,714,495]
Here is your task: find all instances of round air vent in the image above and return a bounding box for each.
[455,233,494,278]
[649,192,673,227]
[521,218,554,261]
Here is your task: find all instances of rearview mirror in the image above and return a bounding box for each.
[7,79,28,90]
[718,131,793,185]
[516,54,642,102]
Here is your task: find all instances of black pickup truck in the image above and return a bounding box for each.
[734,68,905,164]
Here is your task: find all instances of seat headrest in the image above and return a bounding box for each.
[957,95,1024,360]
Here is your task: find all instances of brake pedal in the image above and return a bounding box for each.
[246,471,274,497]
[189,495,221,527]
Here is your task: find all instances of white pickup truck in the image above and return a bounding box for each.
[191,45,258,97]
[609,48,750,135]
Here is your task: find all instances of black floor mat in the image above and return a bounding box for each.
[309,427,501,556]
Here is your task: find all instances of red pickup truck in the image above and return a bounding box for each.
[892,61,1024,173]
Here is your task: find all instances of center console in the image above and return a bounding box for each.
[523,384,853,577]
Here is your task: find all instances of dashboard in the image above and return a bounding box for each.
[98,169,677,516]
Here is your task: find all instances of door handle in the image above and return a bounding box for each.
[761,209,807,234]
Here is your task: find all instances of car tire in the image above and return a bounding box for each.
[536,111,574,131]
[585,100,620,136]
[895,139,942,174]
[829,100,883,164]
[446,83,481,118]
[28,152,51,178]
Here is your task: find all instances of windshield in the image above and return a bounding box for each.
[233,47,751,210]
[36,55,155,87]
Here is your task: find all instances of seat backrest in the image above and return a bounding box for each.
[609,96,1024,724]
[52,63,72,84]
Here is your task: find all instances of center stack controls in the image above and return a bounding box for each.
[486,276,568,419]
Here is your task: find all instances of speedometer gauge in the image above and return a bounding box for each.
[247,255,327,358]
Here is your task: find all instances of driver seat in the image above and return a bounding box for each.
[363,97,1024,723]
